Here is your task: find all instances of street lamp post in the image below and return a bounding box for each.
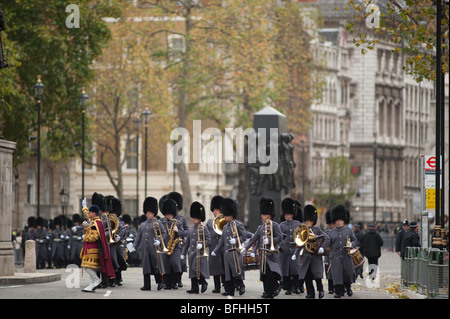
[79,87,89,201]
[134,117,141,217]
[60,187,69,229]
[33,75,45,218]
[142,109,151,199]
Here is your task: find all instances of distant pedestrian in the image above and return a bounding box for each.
[361,224,383,280]
[395,219,409,257]
[400,222,420,259]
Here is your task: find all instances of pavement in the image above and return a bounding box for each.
[0,250,404,300]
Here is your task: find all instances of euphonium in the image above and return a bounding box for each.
[293,223,315,247]
[212,214,226,235]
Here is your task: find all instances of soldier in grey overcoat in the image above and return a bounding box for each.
[244,197,283,299]
[70,214,84,267]
[35,217,48,269]
[182,202,211,294]
[51,216,65,268]
[296,205,329,299]
[159,198,186,290]
[278,198,302,295]
[132,197,167,291]
[328,205,357,298]
[324,210,335,294]
[206,195,225,293]
[211,198,246,296]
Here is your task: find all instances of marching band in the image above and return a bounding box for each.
[22,191,363,299]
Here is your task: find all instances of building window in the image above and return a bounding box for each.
[27,169,35,204]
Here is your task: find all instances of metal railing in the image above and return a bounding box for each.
[401,247,449,299]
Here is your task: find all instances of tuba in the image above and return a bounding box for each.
[293,224,315,247]
[212,214,226,235]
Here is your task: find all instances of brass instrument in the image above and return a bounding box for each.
[293,224,329,255]
[196,223,208,279]
[230,220,242,275]
[261,220,277,274]
[153,219,168,275]
[105,213,120,244]
[212,214,226,235]
[166,218,180,256]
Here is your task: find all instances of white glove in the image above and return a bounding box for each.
[60,235,65,239]
[180,255,185,260]
[318,247,324,254]
[229,238,236,245]
[115,235,121,242]
[263,237,269,245]
[240,247,246,254]
[291,254,297,261]
[211,251,216,257]
[154,239,160,246]
[173,226,178,233]
[71,226,77,233]
[250,253,255,258]
[127,243,136,252]
[82,197,87,208]
[196,243,203,250]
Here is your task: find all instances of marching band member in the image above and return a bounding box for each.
[206,195,225,293]
[296,205,329,299]
[160,198,186,290]
[91,192,110,288]
[328,205,357,298]
[107,196,128,287]
[324,209,335,294]
[70,214,84,267]
[167,191,189,288]
[130,197,167,291]
[279,198,302,295]
[79,204,115,292]
[182,201,211,294]
[211,198,246,296]
[243,197,283,299]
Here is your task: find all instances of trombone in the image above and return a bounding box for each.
[261,220,277,274]
[153,219,168,276]
[230,220,242,275]
[196,223,208,279]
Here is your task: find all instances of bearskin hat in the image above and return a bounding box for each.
[331,205,347,223]
[345,209,350,225]
[167,191,183,211]
[159,194,167,214]
[122,214,132,225]
[221,198,238,219]
[190,201,206,222]
[143,197,158,214]
[108,196,122,216]
[259,197,275,218]
[162,198,177,217]
[303,205,318,225]
[72,214,82,224]
[91,192,106,212]
[210,195,223,212]
[53,216,62,226]
[325,209,332,225]
[294,200,303,222]
[27,216,37,228]
[281,198,297,217]
[36,217,44,227]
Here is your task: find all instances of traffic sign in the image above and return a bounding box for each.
[424,155,441,171]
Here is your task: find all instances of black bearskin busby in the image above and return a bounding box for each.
[221,198,238,219]
[91,192,106,212]
[303,205,318,225]
[159,194,167,214]
[167,191,183,211]
[331,205,347,223]
[143,197,158,214]
[161,198,177,217]
[259,197,275,218]
[190,201,206,222]
[210,195,223,212]
[281,198,297,217]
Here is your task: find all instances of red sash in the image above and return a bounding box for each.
[94,219,116,278]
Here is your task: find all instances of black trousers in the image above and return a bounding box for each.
[299,267,323,294]
[261,263,280,295]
